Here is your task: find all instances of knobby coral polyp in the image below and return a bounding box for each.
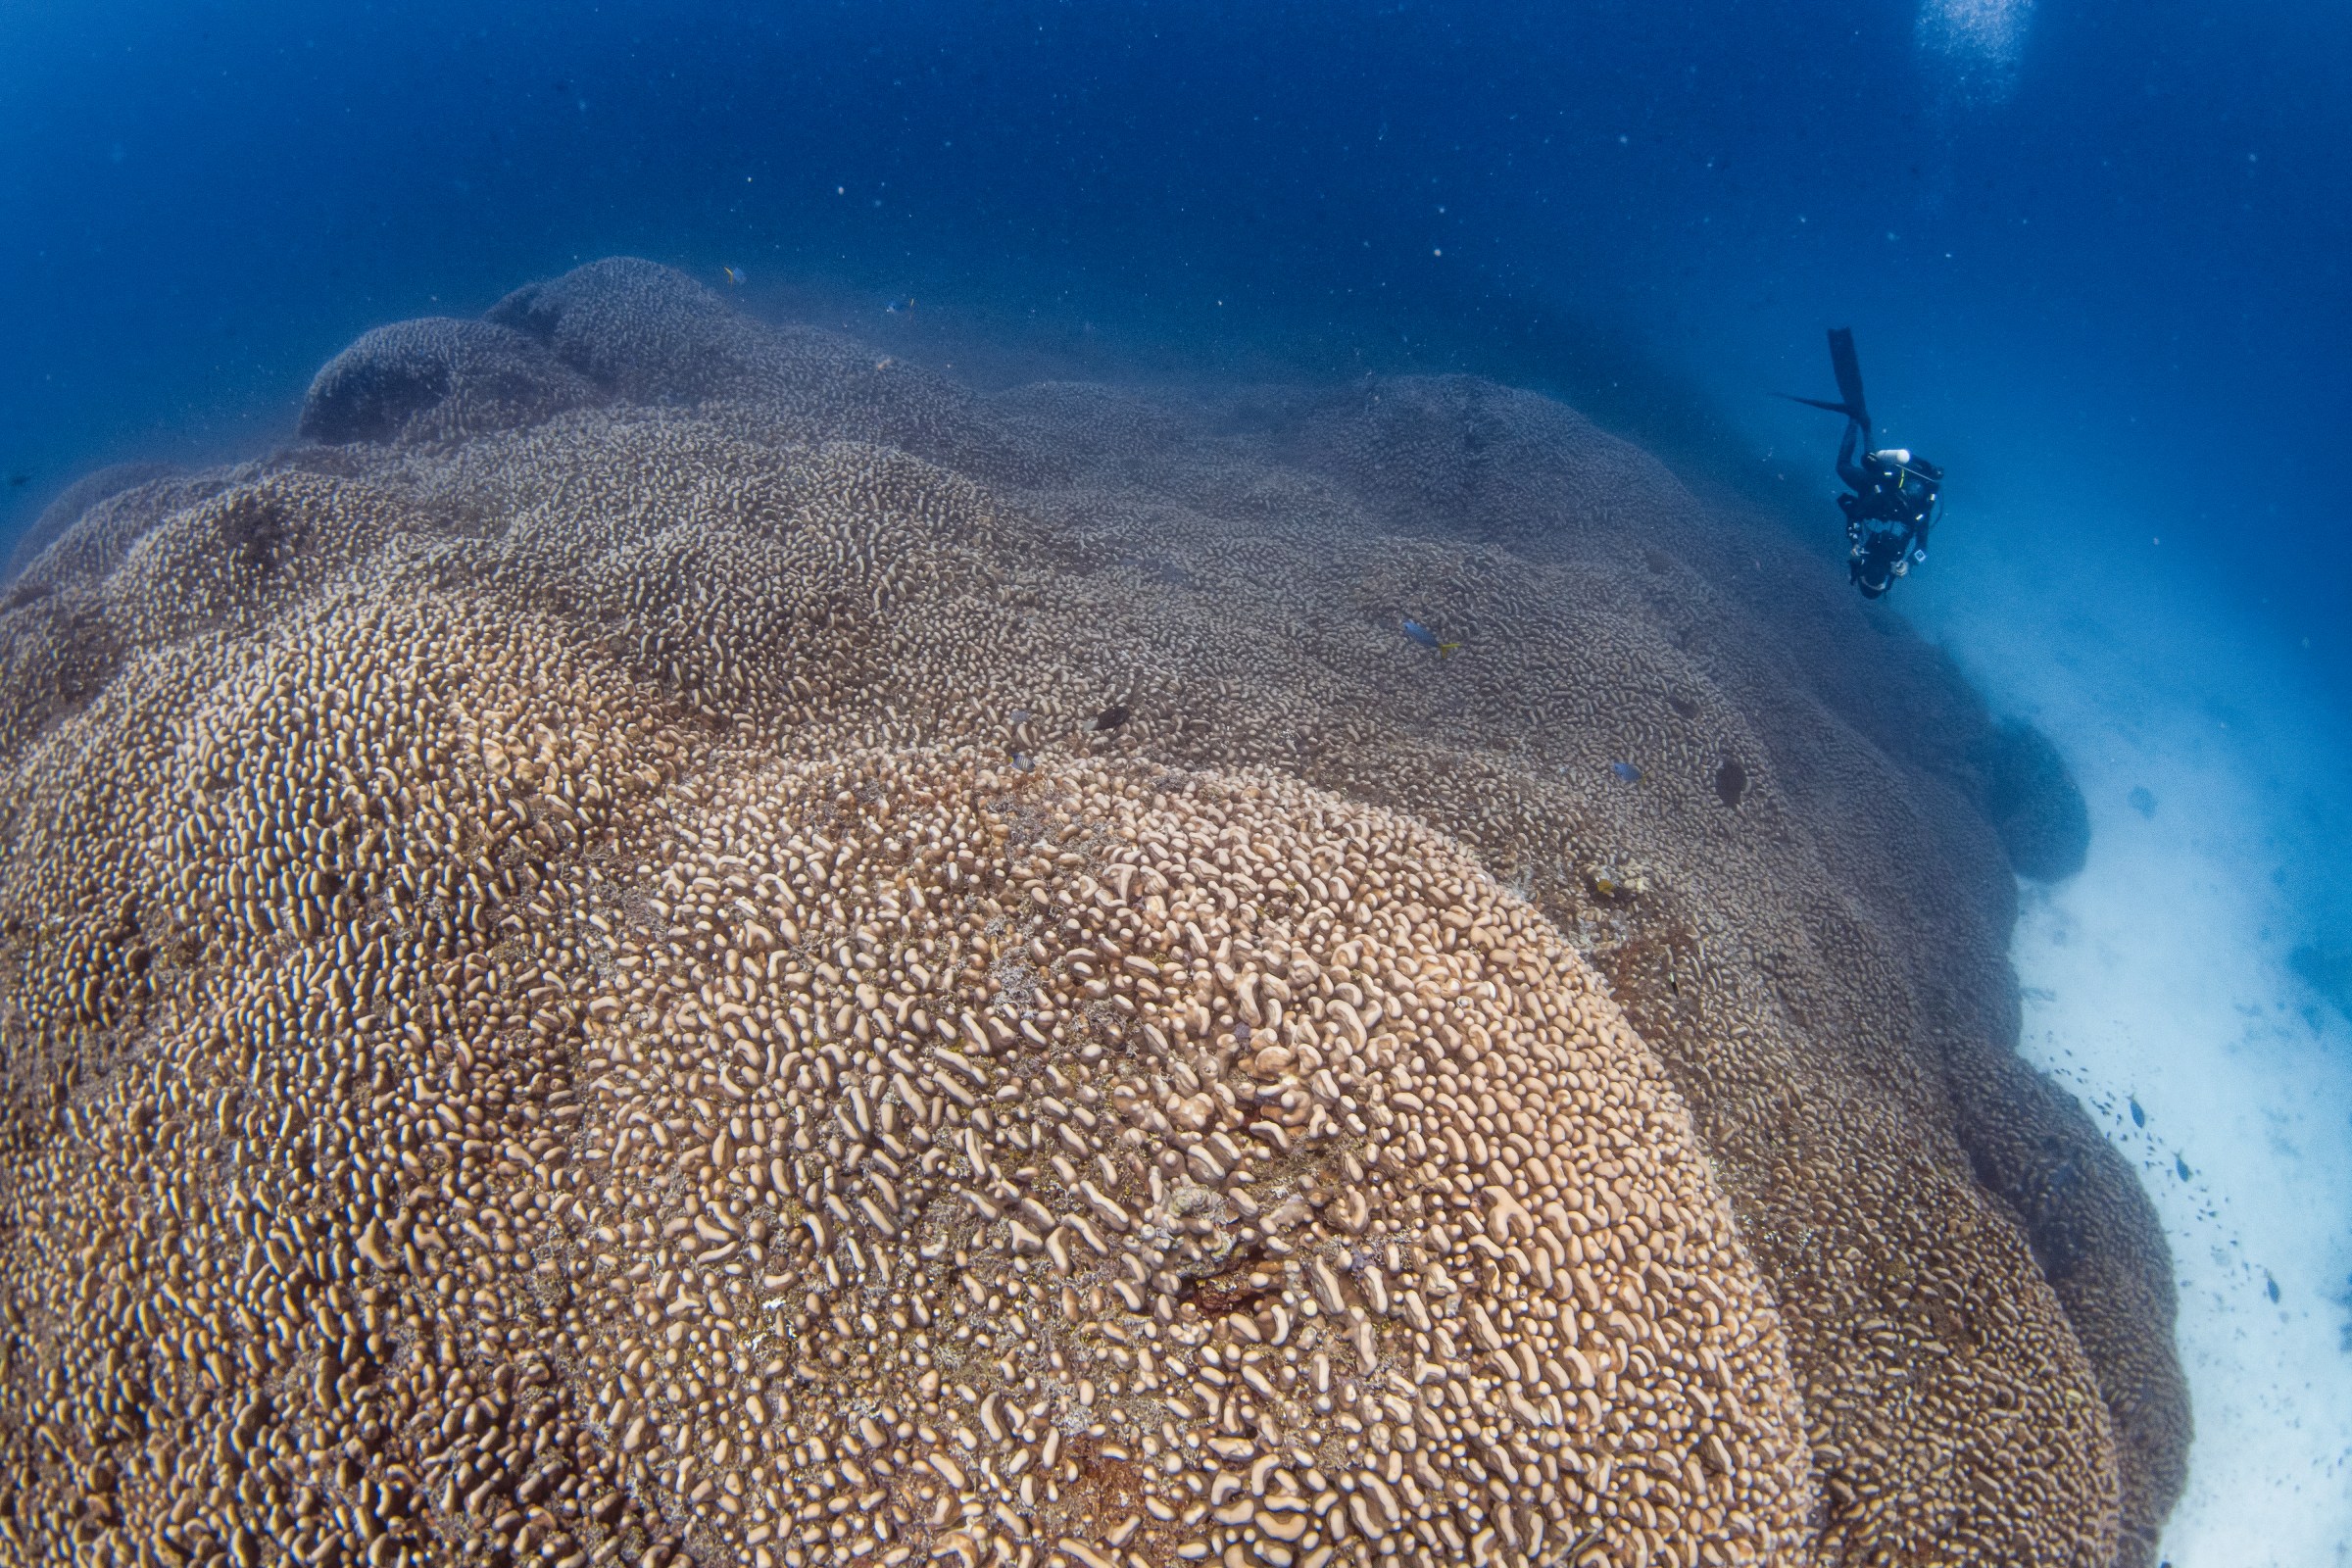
[0,257,2181,1568]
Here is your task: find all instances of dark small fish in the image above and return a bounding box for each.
[2175,1152,2192,1182]
[2130,1097,2145,1128]
[2128,785,2156,819]
[1610,760,1642,784]
[1233,1021,1251,1049]
[2266,1272,2280,1303]
[1011,752,1034,773]
[1094,704,1131,732]
[1007,709,1033,726]
[1401,617,1460,657]
[6,473,26,488]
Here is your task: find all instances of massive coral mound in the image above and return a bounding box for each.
[1,463,184,584]
[1972,720,2092,883]
[0,259,2183,1568]
[0,524,1815,1568]
[1252,371,2092,888]
[484,256,753,403]
[566,753,1818,1566]
[477,257,1009,476]
[299,319,595,447]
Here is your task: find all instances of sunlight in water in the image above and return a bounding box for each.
[1917,0,2034,99]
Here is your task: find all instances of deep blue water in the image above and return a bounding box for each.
[5,1,2345,674]
[4,4,2351,1551]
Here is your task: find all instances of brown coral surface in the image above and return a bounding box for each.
[0,259,2184,1568]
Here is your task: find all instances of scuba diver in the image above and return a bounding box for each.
[1782,328,1944,599]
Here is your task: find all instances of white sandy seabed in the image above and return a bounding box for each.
[1907,534,2352,1568]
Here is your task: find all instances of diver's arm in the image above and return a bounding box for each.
[1835,418,1868,490]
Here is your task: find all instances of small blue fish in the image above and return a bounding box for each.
[1401,618,1459,657]
[885,297,915,315]
[2129,1097,2145,1128]
[1610,760,1642,784]
[2266,1272,2280,1303]
[2175,1153,2192,1182]
[721,266,748,287]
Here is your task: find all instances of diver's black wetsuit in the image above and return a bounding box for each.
[1836,419,1942,599]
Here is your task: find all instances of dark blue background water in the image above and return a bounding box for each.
[1,0,2344,690]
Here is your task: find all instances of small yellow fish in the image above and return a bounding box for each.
[721,266,747,286]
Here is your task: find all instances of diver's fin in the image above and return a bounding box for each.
[1776,326,1873,432]
[1776,393,1863,417]
[1826,326,1870,431]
